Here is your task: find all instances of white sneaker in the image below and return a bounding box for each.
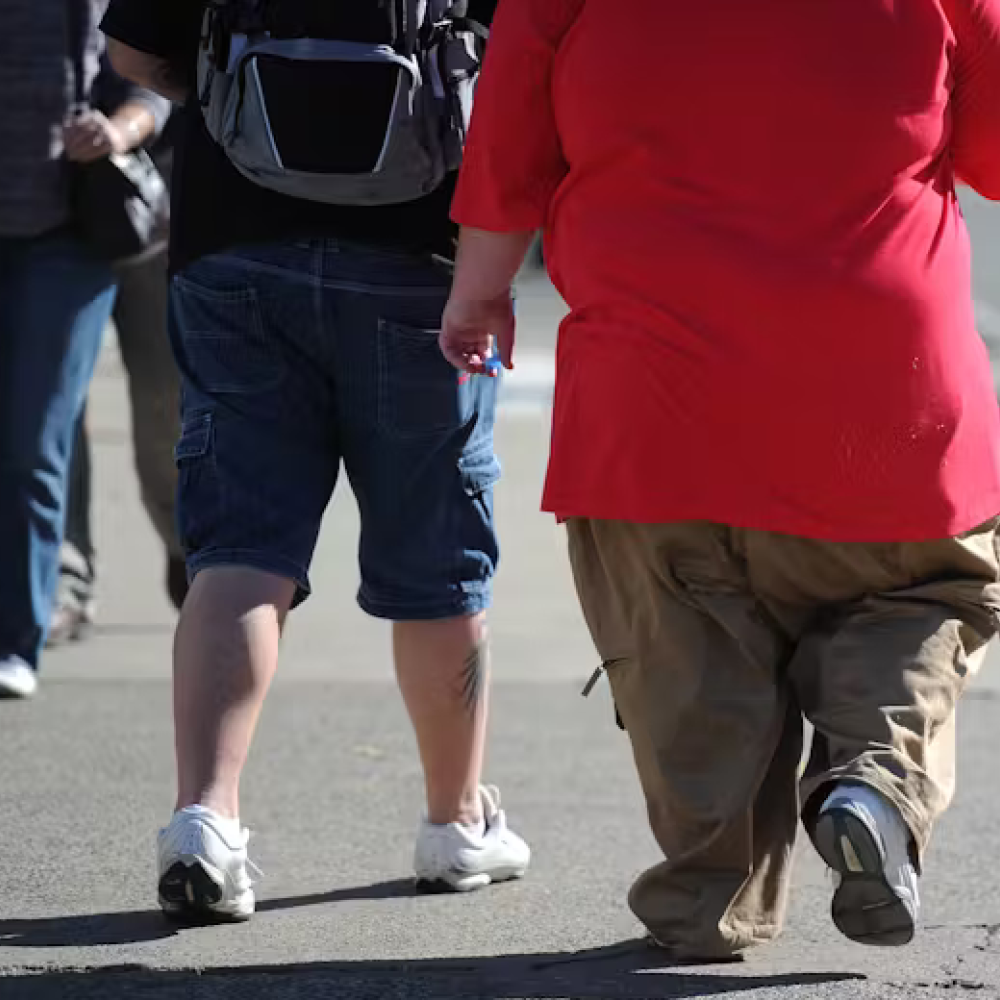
[157,805,257,923]
[813,783,920,946]
[414,785,531,892]
[0,658,38,699]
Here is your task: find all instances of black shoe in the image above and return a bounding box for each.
[167,556,189,612]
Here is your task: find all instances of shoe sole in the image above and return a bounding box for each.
[813,808,915,947]
[158,861,253,925]
[415,866,528,895]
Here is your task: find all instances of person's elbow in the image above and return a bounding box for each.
[106,38,187,101]
[107,39,152,85]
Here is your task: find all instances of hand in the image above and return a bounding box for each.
[63,110,127,163]
[440,293,516,375]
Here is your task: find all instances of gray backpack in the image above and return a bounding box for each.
[196,0,487,205]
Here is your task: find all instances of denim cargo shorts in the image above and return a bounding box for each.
[167,239,500,619]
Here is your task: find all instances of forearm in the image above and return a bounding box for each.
[108,101,157,151]
[451,227,536,302]
[107,39,190,103]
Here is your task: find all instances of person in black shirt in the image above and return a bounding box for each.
[105,1,481,276]
[102,0,530,923]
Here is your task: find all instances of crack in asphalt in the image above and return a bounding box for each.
[897,981,993,993]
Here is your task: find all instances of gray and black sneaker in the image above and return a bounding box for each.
[157,806,257,923]
[813,783,919,947]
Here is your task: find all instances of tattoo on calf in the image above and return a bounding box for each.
[460,637,489,714]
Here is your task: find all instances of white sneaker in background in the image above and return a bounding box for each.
[157,805,257,923]
[0,658,38,699]
[813,782,920,946]
[414,784,531,893]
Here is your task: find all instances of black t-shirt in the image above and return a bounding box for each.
[100,0,497,273]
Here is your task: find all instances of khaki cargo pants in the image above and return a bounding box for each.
[567,518,1000,958]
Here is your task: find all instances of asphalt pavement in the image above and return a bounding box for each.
[3,211,1000,999]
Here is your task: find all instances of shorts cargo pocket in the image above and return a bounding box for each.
[174,410,219,557]
[377,318,476,437]
[172,277,284,395]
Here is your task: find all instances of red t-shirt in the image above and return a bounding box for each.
[453,0,1000,542]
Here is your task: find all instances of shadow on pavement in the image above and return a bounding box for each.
[257,877,418,912]
[0,909,175,948]
[0,886,866,997]
[0,942,864,1000]
[0,880,418,949]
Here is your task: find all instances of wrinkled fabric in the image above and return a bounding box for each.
[567,516,1000,955]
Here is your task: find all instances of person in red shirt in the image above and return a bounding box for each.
[441,0,1000,959]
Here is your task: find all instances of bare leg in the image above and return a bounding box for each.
[393,613,490,827]
[173,565,295,819]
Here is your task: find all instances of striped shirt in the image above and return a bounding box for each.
[0,0,106,236]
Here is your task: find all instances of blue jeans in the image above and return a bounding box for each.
[169,240,501,619]
[0,230,116,668]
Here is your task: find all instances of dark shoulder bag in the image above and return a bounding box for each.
[66,0,170,264]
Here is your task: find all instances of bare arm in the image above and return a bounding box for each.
[440,228,535,374]
[441,0,582,373]
[107,38,190,103]
[110,99,157,149]
[452,228,536,303]
[63,99,158,163]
